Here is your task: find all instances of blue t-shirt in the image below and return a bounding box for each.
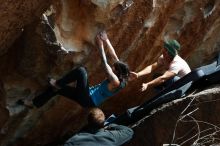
[89,80,125,106]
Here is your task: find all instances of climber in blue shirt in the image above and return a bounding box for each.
[19,31,130,108]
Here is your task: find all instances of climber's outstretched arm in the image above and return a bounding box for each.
[100,31,119,62]
[96,34,120,87]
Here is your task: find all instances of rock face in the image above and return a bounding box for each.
[0,0,52,55]
[126,85,220,146]
[0,0,220,146]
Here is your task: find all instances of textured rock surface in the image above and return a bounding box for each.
[0,0,52,55]
[126,84,220,146]
[0,0,220,145]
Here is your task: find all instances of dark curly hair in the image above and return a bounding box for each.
[113,61,130,83]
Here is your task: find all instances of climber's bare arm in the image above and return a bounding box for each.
[100,31,119,62]
[96,35,120,88]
